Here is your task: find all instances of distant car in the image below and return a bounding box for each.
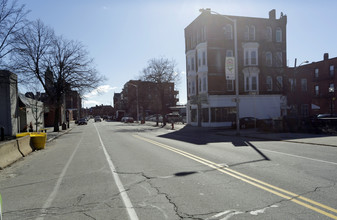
[94,116,102,122]
[121,117,134,123]
[166,113,184,123]
[77,118,87,125]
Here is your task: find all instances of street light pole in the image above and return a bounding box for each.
[127,82,139,123]
[293,58,309,114]
[200,9,240,135]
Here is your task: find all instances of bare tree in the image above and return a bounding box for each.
[140,57,180,125]
[0,0,29,66]
[11,19,104,131]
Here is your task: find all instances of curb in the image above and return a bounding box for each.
[47,127,74,143]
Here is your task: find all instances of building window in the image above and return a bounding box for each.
[315,85,319,96]
[227,80,234,91]
[275,52,282,67]
[203,76,207,92]
[330,65,334,77]
[289,78,296,92]
[192,80,196,94]
[266,76,272,91]
[226,50,233,57]
[265,52,272,67]
[198,52,201,67]
[224,24,233,40]
[249,25,256,41]
[314,68,319,78]
[330,83,335,91]
[188,81,191,95]
[191,57,195,71]
[198,78,202,92]
[244,48,258,66]
[266,26,272,41]
[202,51,206,65]
[211,107,236,122]
[276,76,283,90]
[301,104,309,117]
[245,75,258,92]
[276,27,282,42]
[301,79,307,92]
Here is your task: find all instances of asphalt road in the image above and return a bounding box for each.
[0,120,337,219]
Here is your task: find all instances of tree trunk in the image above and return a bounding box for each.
[53,104,60,132]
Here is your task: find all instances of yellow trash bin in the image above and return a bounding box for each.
[30,133,47,150]
[16,132,47,150]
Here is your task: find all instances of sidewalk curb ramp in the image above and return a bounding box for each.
[0,135,31,169]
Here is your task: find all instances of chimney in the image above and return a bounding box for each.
[324,53,329,61]
[269,9,276,20]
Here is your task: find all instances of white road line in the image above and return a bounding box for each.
[261,148,337,166]
[36,130,84,220]
[94,124,139,220]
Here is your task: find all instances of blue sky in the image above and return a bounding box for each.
[18,0,337,108]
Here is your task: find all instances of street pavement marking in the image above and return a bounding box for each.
[36,128,85,220]
[134,135,337,219]
[260,148,337,166]
[95,124,139,220]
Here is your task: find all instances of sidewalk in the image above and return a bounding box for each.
[143,121,337,147]
[45,121,75,142]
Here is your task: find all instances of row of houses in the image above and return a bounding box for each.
[0,70,82,136]
[184,9,337,127]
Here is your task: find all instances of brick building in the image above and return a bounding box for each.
[185,9,287,127]
[290,53,337,117]
[118,80,179,120]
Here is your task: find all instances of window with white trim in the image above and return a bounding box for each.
[191,57,195,71]
[266,76,272,91]
[314,68,319,78]
[203,76,207,92]
[265,52,272,66]
[202,51,206,66]
[244,48,258,66]
[249,25,255,41]
[330,65,334,77]
[198,78,202,92]
[245,75,258,92]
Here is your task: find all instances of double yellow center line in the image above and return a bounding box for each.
[133,135,337,219]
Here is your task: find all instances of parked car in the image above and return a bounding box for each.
[94,116,102,122]
[121,117,134,123]
[77,118,88,125]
